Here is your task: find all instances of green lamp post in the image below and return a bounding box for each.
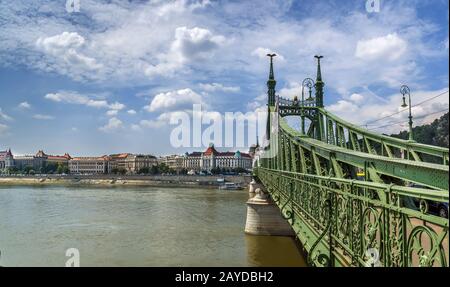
[301,77,314,134]
[400,85,414,142]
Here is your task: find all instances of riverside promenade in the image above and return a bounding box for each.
[0,174,252,189]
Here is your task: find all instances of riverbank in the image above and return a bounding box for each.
[0,174,251,189]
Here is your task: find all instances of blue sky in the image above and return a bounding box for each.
[0,0,448,156]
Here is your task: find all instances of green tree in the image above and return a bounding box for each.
[23,166,34,175]
[158,163,170,174]
[138,167,150,174]
[149,165,158,175]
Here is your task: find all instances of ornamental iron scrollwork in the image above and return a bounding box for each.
[407,225,447,267]
[254,168,449,267]
[307,197,332,267]
[280,181,295,224]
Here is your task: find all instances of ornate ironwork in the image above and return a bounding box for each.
[255,55,449,267]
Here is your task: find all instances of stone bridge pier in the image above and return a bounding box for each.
[244,179,294,236]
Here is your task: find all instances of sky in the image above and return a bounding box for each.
[0,0,448,156]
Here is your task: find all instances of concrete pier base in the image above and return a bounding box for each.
[248,179,257,194]
[244,188,295,236]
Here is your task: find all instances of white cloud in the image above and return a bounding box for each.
[348,93,364,104]
[130,124,142,131]
[108,102,125,111]
[251,47,285,61]
[278,82,302,100]
[355,33,407,61]
[138,111,191,130]
[326,88,449,134]
[0,108,13,121]
[127,109,137,115]
[198,83,240,93]
[145,88,203,112]
[327,100,359,114]
[33,114,55,120]
[139,119,166,129]
[106,110,118,116]
[172,26,226,61]
[99,117,123,132]
[45,91,125,110]
[246,94,267,111]
[18,102,31,109]
[36,32,103,79]
[0,123,8,134]
[145,26,226,78]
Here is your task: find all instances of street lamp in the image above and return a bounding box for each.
[302,78,315,103]
[400,85,414,142]
[301,78,315,134]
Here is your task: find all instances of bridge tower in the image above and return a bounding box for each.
[265,54,277,141]
[267,53,277,107]
[314,55,325,141]
[314,55,324,108]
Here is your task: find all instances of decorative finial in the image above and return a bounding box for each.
[266,53,277,107]
[267,53,276,80]
[314,55,325,108]
[314,55,323,82]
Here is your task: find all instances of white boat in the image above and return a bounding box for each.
[219,182,243,190]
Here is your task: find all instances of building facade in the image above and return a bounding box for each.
[183,145,253,172]
[13,155,42,170]
[109,153,157,174]
[68,156,110,174]
[0,149,14,171]
[35,150,71,165]
[161,154,185,172]
[124,154,158,173]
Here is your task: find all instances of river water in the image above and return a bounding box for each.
[0,186,306,267]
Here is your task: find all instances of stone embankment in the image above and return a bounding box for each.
[0,175,251,189]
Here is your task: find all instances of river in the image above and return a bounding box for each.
[0,186,307,267]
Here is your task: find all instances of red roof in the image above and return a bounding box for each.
[204,145,218,156]
[36,150,71,160]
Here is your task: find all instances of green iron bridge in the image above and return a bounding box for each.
[253,54,449,267]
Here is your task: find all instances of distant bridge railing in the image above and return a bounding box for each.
[275,97,449,165]
[255,167,449,267]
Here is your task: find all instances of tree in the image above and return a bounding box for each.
[233,167,247,174]
[42,162,57,174]
[391,112,449,148]
[158,163,170,174]
[150,165,159,175]
[138,167,150,174]
[7,167,19,174]
[23,166,34,175]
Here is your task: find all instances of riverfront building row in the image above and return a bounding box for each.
[159,144,256,173]
[1,143,259,174]
[0,149,158,175]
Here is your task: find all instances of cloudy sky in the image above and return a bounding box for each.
[0,0,448,156]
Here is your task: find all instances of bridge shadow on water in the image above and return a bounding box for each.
[245,234,308,267]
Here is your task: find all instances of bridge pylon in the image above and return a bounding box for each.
[244,186,295,236]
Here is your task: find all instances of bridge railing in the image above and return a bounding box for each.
[276,95,316,108]
[317,108,449,165]
[273,98,449,165]
[255,167,449,267]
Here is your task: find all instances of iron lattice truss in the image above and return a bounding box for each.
[255,58,449,267]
